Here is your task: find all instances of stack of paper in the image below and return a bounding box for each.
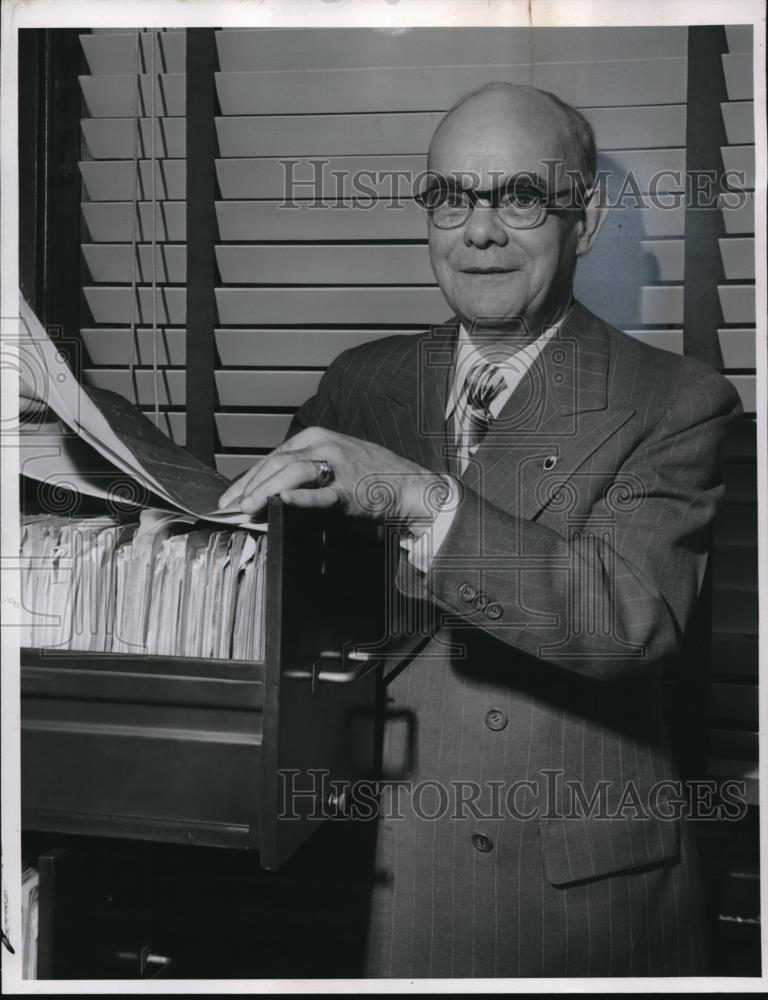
[21,513,268,660]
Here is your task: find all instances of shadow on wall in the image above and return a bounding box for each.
[574,153,663,330]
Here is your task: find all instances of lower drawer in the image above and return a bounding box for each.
[22,652,266,850]
[21,643,380,868]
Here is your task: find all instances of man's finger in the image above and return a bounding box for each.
[218,448,305,508]
[239,458,325,513]
[218,459,267,508]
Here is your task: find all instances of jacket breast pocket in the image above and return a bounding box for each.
[539,813,681,887]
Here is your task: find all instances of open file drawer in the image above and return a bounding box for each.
[21,499,386,870]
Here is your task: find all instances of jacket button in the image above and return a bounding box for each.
[473,592,489,611]
[485,709,508,731]
[471,833,494,853]
[459,582,476,602]
[486,602,503,620]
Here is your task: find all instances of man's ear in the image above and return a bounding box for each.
[574,187,607,257]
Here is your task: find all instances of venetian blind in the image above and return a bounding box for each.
[78,25,746,474]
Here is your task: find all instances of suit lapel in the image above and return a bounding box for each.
[381,320,458,474]
[464,303,635,521]
[373,304,636,522]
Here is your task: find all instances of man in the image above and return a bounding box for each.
[219,83,742,977]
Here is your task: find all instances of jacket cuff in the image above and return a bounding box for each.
[397,476,462,574]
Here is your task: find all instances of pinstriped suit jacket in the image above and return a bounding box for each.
[288,301,743,978]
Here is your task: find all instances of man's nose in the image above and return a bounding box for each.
[462,203,509,248]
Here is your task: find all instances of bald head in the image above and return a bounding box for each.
[429,82,596,192]
[423,81,606,341]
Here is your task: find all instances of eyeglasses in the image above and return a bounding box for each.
[414,179,585,231]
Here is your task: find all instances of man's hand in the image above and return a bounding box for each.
[217,426,454,530]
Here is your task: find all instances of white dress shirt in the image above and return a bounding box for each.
[400,321,559,573]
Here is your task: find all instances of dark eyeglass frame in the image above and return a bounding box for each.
[414,177,589,230]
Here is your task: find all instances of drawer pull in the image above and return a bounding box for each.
[285,649,380,687]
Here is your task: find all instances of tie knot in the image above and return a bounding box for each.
[465,360,505,413]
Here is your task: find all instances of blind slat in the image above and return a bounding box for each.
[215,329,419,366]
[721,101,755,144]
[216,245,434,285]
[214,286,685,328]
[216,329,687,367]
[214,243,683,287]
[725,25,753,53]
[722,53,753,100]
[720,193,754,234]
[624,330,683,354]
[80,31,186,75]
[721,145,756,189]
[83,368,185,406]
[216,454,267,478]
[80,110,687,160]
[82,202,186,242]
[215,371,323,407]
[726,376,756,413]
[83,368,324,407]
[100,325,659,375]
[717,329,756,369]
[81,118,186,159]
[80,160,185,201]
[216,413,292,449]
[639,240,684,282]
[638,287,684,325]
[216,287,447,326]
[717,285,756,325]
[80,73,186,117]
[82,244,186,284]
[82,328,186,365]
[84,287,186,325]
[215,26,688,72]
[214,60,688,115]
[214,106,687,157]
[719,238,756,280]
[214,150,686,200]
[145,410,186,444]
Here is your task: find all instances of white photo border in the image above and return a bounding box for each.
[1,0,765,993]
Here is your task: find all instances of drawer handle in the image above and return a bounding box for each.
[284,649,381,686]
[114,946,172,977]
[314,649,381,685]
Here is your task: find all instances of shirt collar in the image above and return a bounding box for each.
[445,315,564,421]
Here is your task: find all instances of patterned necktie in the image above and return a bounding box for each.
[458,360,506,472]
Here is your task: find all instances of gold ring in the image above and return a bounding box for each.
[312,459,334,488]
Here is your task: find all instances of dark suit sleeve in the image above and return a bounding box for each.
[417,370,742,681]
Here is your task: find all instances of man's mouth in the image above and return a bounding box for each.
[460,266,515,274]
